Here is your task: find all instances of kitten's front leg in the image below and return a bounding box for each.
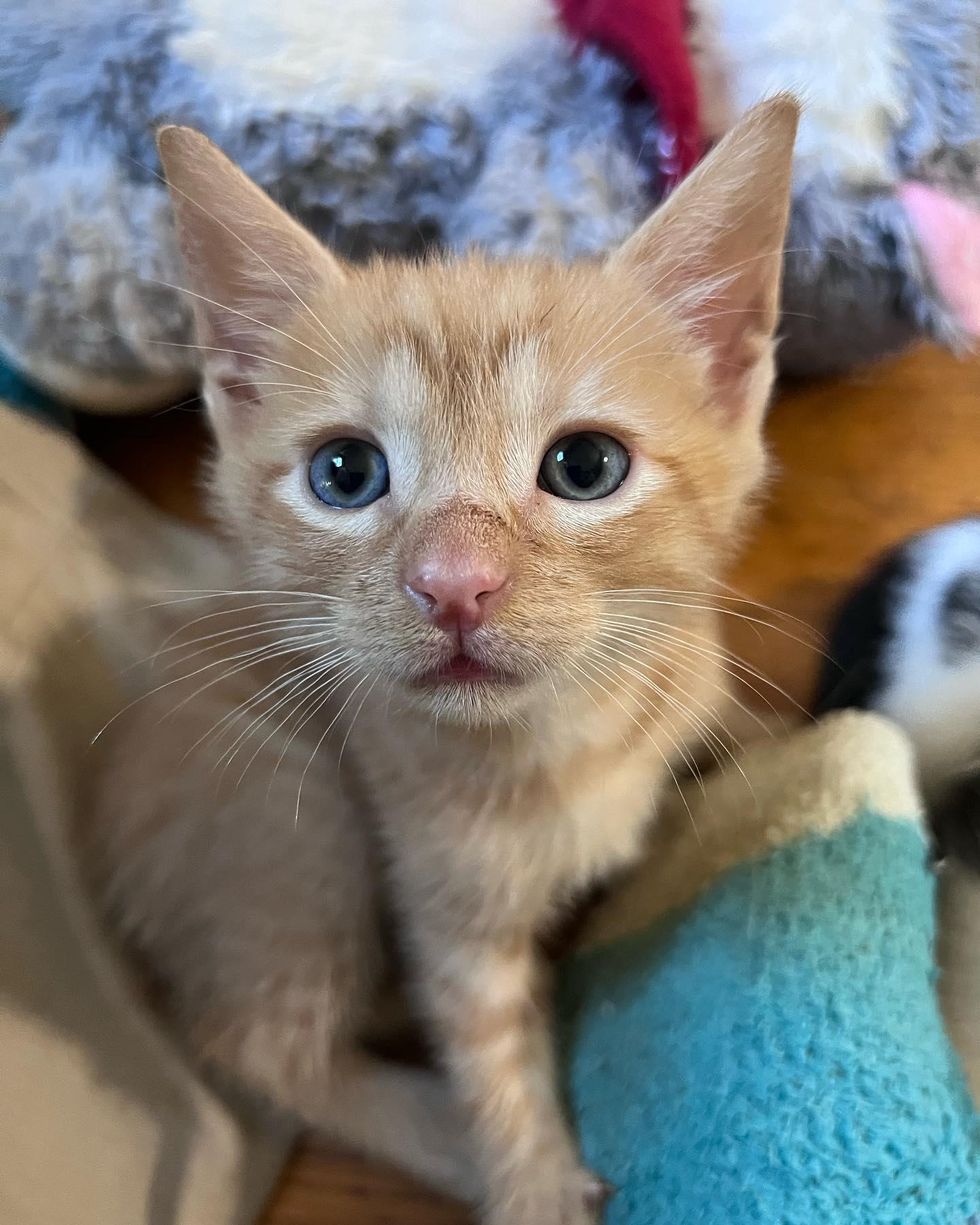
[417,927,606,1225]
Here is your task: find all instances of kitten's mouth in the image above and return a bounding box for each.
[414,653,520,687]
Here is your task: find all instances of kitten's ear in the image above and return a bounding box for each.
[610,96,800,424]
[157,126,345,411]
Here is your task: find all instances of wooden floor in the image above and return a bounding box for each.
[82,344,980,1225]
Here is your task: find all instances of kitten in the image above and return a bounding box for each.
[84,98,798,1225]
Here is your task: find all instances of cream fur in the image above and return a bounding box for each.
[172,0,556,111]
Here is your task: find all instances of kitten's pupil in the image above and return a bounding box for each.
[310,439,389,508]
[331,448,365,495]
[538,432,629,501]
[558,437,606,490]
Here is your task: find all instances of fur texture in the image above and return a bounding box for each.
[83,101,798,1224]
[692,0,907,186]
[691,0,980,375]
[0,3,657,407]
[2,0,977,404]
[172,0,554,111]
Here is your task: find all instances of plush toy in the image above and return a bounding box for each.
[815,516,980,829]
[0,356,67,429]
[560,712,980,1223]
[0,0,978,411]
[0,1,661,410]
[814,517,980,1097]
[686,0,980,375]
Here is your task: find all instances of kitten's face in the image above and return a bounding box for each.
[159,100,798,725]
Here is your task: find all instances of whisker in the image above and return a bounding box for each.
[143,598,335,652]
[580,645,708,785]
[125,335,328,387]
[145,160,357,363]
[571,650,701,834]
[560,658,631,751]
[147,379,338,418]
[337,671,381,774]
[91,636,298,742]
[210,652,351,777]
[596,631,739,742]
[222,662,354,790]
[602,584,823,640]
[151,279,350,379]
[148,617,336,670]
[603,623,783,736]
[601,598,826,658]
[182,653,334,764]
[268,658,362,785]
[602,613,812,718]
[155,588,342,605]
[591,637,757,804]
[294,670,372,826]
[602,615,795,721]
[120,636,324,737]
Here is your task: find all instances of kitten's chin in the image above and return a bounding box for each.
[399,669,540,727]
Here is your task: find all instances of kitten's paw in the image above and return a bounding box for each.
[489,1160,613,1225]
[582,1172,615,1215]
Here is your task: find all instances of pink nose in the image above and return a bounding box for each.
[406,556,508,635]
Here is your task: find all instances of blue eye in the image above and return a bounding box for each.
[538,432,629,500]
[309,439,389,509]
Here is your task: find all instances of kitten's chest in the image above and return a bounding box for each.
[361,722,665,924]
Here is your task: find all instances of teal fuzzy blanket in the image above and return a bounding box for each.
[0,358,70,429]
[561,713,980,1224]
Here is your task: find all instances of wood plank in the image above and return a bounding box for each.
[258,1147,471,1225]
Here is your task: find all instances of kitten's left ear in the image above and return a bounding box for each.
[157,126,346,414]
[610,95,800,425]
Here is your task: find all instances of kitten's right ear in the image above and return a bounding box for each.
[157,126,346,413]
[609,96,799,429]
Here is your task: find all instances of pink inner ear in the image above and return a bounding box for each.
[900,182,980,336]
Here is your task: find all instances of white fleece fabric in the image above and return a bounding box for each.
[173,0,557,110]
[0,407,290,1225]
[691,0,907,186]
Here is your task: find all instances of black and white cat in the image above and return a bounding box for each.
[814,517,980,870]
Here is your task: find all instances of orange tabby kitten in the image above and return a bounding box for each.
[85,99,798,1224]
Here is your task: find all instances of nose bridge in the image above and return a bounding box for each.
[406,499,513,573]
